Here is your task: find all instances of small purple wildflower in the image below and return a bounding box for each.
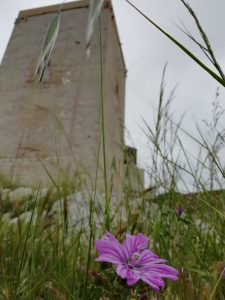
[95,232,178,291]
[176,207,183,217]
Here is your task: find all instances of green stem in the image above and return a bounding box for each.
[99,16,110,230]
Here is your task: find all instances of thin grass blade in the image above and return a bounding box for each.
[86,0,104,56]
[35,13,60,82]
[124,0,225,87]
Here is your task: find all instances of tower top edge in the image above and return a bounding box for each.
[18,0,111,20]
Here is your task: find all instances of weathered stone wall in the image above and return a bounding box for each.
[0,0,126,190]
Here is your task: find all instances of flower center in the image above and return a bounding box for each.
[127,252,140,268]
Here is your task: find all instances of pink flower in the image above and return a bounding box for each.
[95,232,178,291]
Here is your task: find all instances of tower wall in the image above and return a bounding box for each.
[0,0,126,190]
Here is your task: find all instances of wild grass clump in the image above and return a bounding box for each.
[0,175,224,299]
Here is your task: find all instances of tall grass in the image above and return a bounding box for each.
[124,0,225,87]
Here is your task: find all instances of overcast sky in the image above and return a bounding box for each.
[1,0,225,190]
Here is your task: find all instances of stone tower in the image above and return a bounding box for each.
[0,0,126,190]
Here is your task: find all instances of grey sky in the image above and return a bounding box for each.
[1,0,225,190]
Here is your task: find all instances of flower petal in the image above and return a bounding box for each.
[123,233,149,256]
[116,264,128,279]
[126,270,140,286]
[96,253,122,265]
[140,272,165,291]
[102,232,118,242]
[140,262,179,282]
[116,265,140,286]
[95,232,126,265]
[138,249,159,266]
[150,264,179,281]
